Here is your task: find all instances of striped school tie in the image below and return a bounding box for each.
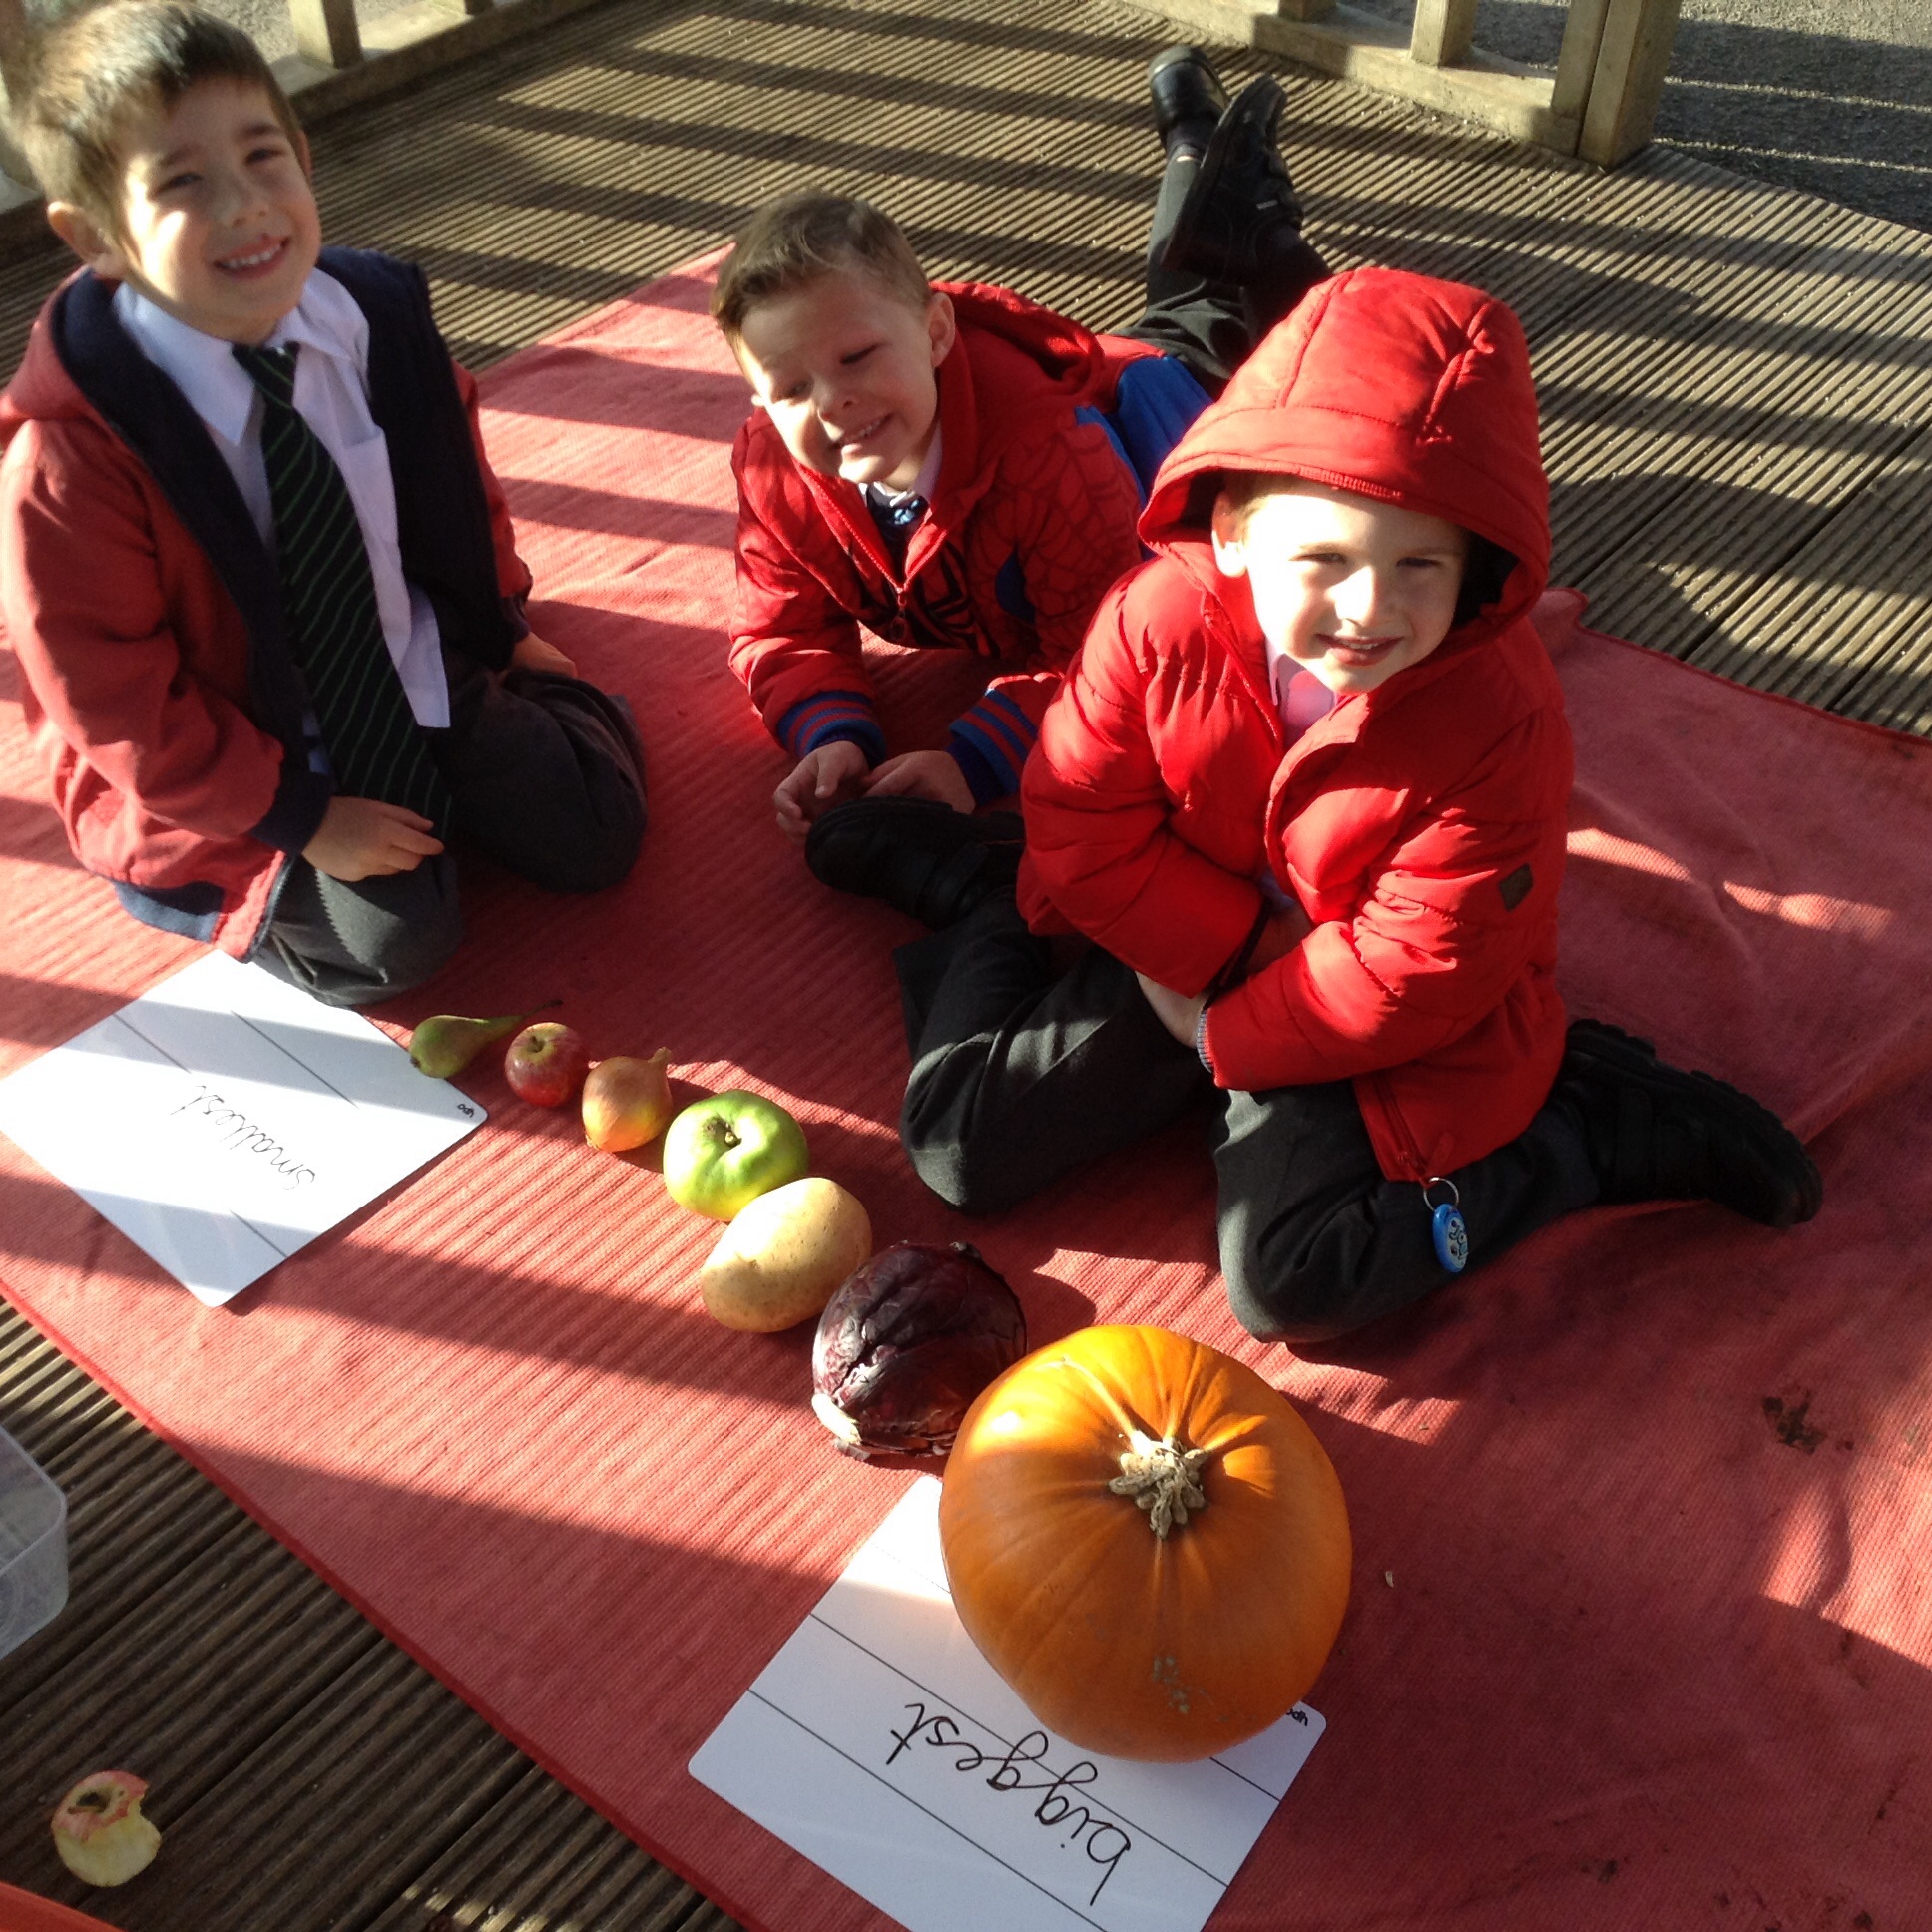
[232,342,448,828]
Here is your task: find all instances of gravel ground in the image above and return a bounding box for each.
[178,0,416,61]
[1349,0,1932,231]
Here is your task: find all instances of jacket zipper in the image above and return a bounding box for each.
[1368,1068,1429,1182]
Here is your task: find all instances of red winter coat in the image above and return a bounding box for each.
[727,282,1156,801]
[1,260,531,958]
[1020,268,1571,1183]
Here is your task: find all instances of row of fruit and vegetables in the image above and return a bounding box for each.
[40,1004,1353,1896]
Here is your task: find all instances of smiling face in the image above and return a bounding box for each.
[50,79,320,346]
[731,266,955,491]
[1211,479,1471,697]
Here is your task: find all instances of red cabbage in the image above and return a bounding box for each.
[810,1242,1027,1460]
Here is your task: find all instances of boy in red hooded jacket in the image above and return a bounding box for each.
[711,48,1327,884]
[882,267,1820,1340]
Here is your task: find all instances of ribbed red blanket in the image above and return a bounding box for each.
[2,261,1928,1929]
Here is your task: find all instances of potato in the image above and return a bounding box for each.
[699,1178,872,1332]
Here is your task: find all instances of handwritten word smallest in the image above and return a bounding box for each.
[887,1701,1132,1907]
[170,1086,317,1191]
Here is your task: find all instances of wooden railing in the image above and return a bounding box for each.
[0,0,610,246]
[0,0,1682,248]
[1164,0,1683,164]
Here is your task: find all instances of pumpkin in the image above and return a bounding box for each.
[937,1323,1350,1761]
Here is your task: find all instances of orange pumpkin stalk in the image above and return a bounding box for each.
[938,1323,1351,1762]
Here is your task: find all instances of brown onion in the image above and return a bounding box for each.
[810,1242,1028,1460]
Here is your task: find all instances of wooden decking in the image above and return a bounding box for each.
[2,0,1930,1924]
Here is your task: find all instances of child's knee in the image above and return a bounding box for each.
[368,917,464,1002]
[1218,1195,1435,1344]
[262,890,463,1010]
[900,1065,1030,1217]
[544,808,645,894]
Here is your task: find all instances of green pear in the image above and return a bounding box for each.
[409,1003,557,1079]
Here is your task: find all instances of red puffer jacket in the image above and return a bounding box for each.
[1020,268,1571,1183]
[727,281,1156,801]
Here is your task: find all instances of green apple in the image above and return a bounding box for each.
[661,1090,809,1219]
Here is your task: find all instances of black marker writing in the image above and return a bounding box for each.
[170,1086,317,1190]
[887,1703,1132,1906]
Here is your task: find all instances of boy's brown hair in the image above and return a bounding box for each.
[711,190,930,341]
[9,1,302,240]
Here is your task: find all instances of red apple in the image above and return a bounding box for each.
[504,1021,589,1106]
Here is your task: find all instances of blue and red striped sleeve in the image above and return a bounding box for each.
[774,690,887,766]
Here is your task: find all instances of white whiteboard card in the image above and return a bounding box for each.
[689,1477,1325,1932]
[0,951,485,1306]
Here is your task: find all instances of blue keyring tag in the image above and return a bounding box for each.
[1423,1177,1468,1274]
[1431,1201,1469,1273]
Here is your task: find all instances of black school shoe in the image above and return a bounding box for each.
[1159,75,1313,281]
[805,797,1024,929]
[1148,45,1228,162]
[1556,1020,1823,1229]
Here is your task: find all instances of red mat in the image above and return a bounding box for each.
[4,260,1931,1931]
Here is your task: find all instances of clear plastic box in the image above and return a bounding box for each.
[0,1426,67,1659]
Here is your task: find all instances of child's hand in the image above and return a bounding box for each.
[1136,973,1208,1049]
[775,741,870,843]
[510,632,578,677]
[864,749,976,814]
[302,796,444,882]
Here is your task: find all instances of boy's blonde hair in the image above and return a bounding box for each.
[1212,468,1301,536]
[9,1,302,241]
[711,190,931,341]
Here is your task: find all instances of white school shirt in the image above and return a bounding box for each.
[863,428,944,519]
[114,271,451,727]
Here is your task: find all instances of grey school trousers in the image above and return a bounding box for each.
[894,893,1600,1343]
[255,653,646,1008]
[1124,137,1329,393]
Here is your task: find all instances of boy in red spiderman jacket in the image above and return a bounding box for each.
[710,49,1327,907]
[884,267,1821,1340]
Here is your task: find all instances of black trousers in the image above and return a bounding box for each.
[895,895,1600,1343]
[1124,143,1326,394]
[256,653,647,1008]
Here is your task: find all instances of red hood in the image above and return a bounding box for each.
[1139,267,1550,644]
[937,279,1109,404]
[930,279,1110,485]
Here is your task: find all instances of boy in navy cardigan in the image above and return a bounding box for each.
[2,1,645,1006]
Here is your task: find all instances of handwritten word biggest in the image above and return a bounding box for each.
[170,1086,317,1191]
[887,1702,1132,1907]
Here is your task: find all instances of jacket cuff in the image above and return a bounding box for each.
[775,691,885,766]
[946,735,1008,807]
[248,756,334,855]
[948,689,1037,802]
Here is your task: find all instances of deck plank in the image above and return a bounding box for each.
[3,0,1930,1922]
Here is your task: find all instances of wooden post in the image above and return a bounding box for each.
[1409,0,1479,68]
[1549,0,1610,135]
[287,0,362,69]
[0,0,30,187]
[1577,0,1682,165]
